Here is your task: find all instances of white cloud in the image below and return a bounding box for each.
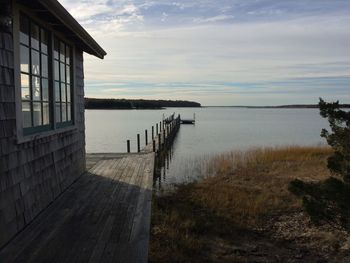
[193,14,234,23]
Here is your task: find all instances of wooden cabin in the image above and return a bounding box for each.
[0,0,106,247]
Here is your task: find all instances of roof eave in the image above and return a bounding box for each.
[37,0,106,59]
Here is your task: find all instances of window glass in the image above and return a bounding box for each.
[41,54,48,78]
[32,76,41,101]
[55,103,61,122]
[60,41,65,62]
[41,29,48,54]
[66,66,70,83]
[20,45,29,73]
[43,103,50,125]
[33,102,42,126]
[54,60,59,81]
[61,103,67,122]
[61,83,66,103]
[54,38,59,60]
[42,78,49,101]
[20,16,29,45]
[67,103,71,121]
[60,62,65,83]
[19,14,74,133]
[21,74,30,100]
[22,102,32,128]
[66,46,70,65]
[55,82,60,102]
[66,84,71,102]
[31,24,40,50]
[31,49,40,75]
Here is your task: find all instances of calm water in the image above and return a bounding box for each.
[86,107,328,189]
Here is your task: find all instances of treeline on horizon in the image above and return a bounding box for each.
[84,98,201,109]
[222,104,350,109]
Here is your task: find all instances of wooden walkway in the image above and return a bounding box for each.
[0,152,155,263]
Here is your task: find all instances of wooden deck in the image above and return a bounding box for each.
[0,152,155,263]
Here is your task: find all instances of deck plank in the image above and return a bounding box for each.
[0,153,155,263]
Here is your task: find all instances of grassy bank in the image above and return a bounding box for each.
[149,146,350,262]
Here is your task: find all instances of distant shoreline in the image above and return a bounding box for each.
[84,98,350,109]
[203,104,350,109]
[84,98,201,109]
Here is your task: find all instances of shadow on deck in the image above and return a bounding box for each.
[0,153,154,263]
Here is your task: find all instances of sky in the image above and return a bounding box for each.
[58,0,350,106]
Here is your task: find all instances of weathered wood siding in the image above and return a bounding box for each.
[0,2,86,248]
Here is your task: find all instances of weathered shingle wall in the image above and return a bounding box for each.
[0,3,86,248]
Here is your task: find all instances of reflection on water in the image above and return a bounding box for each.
[153,145,174,193]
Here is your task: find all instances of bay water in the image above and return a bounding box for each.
[86,107,328,189]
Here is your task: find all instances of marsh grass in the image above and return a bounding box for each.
[149,146,333,262]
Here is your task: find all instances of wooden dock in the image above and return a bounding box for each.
[0,152,155,263]
[180,113,196,124]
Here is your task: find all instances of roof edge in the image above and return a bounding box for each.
[37,0,106,59]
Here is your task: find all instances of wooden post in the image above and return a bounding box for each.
[156,123,158,134]
[127,140,130,153]
[163,129,166,148]
[145,129,148,145]
[152,126,154,139]
[137,134,140,152]
[153,139,156,152]
[160,121,162,132]
[158,134,161,151]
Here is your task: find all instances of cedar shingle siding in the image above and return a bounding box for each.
[0,1,86,248]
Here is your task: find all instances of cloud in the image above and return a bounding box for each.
[193,14,234,23]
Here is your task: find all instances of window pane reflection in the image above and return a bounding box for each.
[55,82,60,102]
[31,49,40,75]
[66,85,71,102]
[60,41,65,62]
[60,63,65,83]
[41,29,48,54]
[61,102,67,122]
[55,103,61,123]
[54,60,59,81]
[43,103,50,125]
[66,46,70,65]
[33,102,42,126]
[31,24,40,50]
[21,74,30,100]
[66,66,70,83]
[67,103,71,121]
[61,83,66,102]
[54,38,59,60]
[22,102,32,128]
[20,45,29,73]
[32,76,41,101]
[42,78,49,101]
[41,54,48,78]
[20,16,29,45]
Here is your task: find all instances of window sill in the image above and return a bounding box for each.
[17,125,78,144]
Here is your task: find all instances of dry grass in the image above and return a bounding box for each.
[192,146,332,227]
[149,146,334,263]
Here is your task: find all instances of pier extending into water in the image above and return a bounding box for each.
[0,114,182,263]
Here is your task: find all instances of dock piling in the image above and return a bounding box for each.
[127,140,130,153]
[145,129,148,146]
[137,134,140,152]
